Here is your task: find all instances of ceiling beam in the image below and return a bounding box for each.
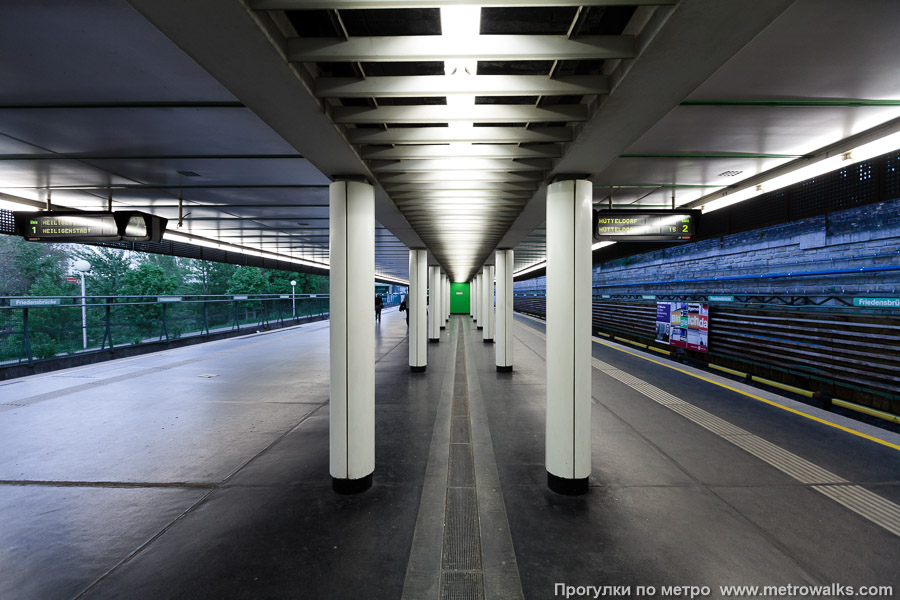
[126,0,425,252]
[380,171,543,183]
[0,154,307,161]
[348,126,571,144]
[383,181,538,191]
[333,104,587,124]
[316,75,609,98]
[288,35,634,63]
[361,144,561,160]
[390,191,532,199]
[254,0,673,8]
[23,184,329,190]
[371,158,551,172]
[394,198,528,207]
[0,102,244,109]
[498,0,797,251]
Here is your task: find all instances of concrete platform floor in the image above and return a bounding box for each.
[0,306,898,599]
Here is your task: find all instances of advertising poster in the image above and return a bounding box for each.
[655,301,708,353]
[654,302,671,344]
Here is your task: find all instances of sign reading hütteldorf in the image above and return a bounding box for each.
[594,210,699,242]
[15,211,168,243]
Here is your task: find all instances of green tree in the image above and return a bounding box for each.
[70,246,134,297]
[227,266,271,295]
[0,237,69,296]
[139,254,187,292]
[182,260,237,295]
[117,263,179,341]
[267,270,321,294]
[120,263,178,297]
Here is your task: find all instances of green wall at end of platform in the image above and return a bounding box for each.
[450,282,470,313]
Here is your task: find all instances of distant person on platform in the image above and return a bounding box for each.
[375,294,383,322]
[398,294,409,326]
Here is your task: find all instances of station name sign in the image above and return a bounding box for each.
[15,211,168,243]
[594,209,699,242]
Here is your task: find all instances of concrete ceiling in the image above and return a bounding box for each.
[2,0,899,281]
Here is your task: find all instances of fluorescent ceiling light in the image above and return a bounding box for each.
[0,199,29,211]
[441,5,480,154]
[512,242,617,278]
[513,261,546,278]
[376,273,410,286]
[0,192,45,211]
[164,230,329,270]
[702,127,900,214]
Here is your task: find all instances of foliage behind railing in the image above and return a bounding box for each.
[0,293,352,365]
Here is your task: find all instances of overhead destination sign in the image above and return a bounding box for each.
[594,210,699,242]
[15,211,167,243]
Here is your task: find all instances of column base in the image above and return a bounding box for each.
[476,326,483,330]
[428,338,440,344]
[483,338,494,343]
[332,473,373,495]
[440,326,446,330]
[496,365,513,372]
[547,472,589,495]
[410,365,426,373]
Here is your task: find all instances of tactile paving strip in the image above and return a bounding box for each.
[440,332,485,600]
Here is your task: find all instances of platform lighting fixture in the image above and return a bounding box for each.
[702,129,900,214]
[0,191,43,211]
[512,241,616,278]
[438,5,483,275]
[164,230,329,270]
[73,259,91,350]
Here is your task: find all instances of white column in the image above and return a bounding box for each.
[474,272,482,329]
[469,279,474,318]
[482,265,495,343]
[444,274,450,322]
[428,265,441,342]
[545,179,592,495]
[440,273,447,329]
[495,249,514,371]
[409,249,427,372]
[329,180,374,494]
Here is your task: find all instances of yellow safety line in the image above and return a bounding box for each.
[709,363,748,378]
[832,399,900,425]
[750,376,815,398]
[515,310,900,450]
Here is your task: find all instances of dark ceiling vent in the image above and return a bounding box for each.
[718,170,743,177]
[177,170,201,177]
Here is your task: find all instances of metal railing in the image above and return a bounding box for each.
[0,293,344,366]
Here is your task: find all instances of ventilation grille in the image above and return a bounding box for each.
[0,208,16,235]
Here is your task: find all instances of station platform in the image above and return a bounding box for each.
[1,306,898,600]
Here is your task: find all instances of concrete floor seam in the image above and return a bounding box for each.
[73,400,328,599]
[0,480,218,489]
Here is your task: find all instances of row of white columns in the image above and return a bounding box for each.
[328,178,592,496]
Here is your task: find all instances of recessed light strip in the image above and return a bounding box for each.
[688,117,900,214]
